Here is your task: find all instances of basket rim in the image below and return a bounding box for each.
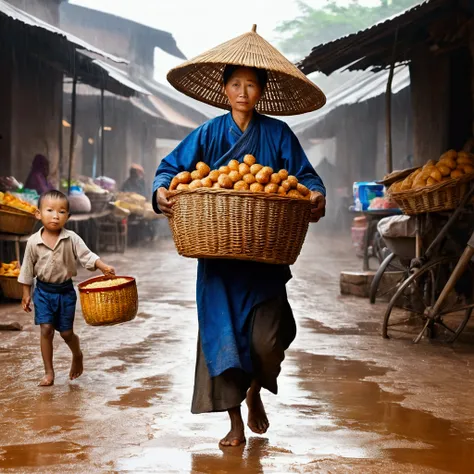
[0,275,19,280]
[78,275,136,293]
[388,173,474,198]
[169,187,312,203]
[0,205,36,218]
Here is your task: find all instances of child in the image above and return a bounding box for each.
[19,190,115,386]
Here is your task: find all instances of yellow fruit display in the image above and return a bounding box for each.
[0,260,20,277]
[169,155,311,199]
[389,148,474,193]
[0,192,37,214]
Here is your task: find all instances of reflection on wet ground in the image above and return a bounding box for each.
[1,234,474,473]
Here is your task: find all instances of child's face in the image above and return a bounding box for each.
[36,197,70,231]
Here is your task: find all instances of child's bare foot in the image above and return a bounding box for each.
[246,387,269,434]
[219,425,246,447]
[70,352,83,380]
[39,372,54,387]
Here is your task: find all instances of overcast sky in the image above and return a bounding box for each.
[70,0,378,83]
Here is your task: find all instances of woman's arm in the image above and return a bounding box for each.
[280,123,326,222]
[279,123,326,196]
[152,124,208,214]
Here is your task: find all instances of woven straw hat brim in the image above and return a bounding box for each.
[167,27,326,116]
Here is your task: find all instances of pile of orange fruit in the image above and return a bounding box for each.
[169,155,310,199]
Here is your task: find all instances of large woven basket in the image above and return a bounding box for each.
[168,188,312,265]
[85,192,111,213]
[0,208,36,235]
[0,276,22,300]
[78,276,138,326]
[388,174,474,215]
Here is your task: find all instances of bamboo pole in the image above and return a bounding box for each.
[100,86,105,177]
[385,28,398,174]
[67,74,77,196]
[58,73,64,186]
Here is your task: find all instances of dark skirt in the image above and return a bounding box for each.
[191,294,296,414]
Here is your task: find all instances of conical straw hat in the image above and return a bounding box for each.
[167,25,326,116]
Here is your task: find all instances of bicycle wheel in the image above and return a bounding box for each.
[370,252,410,304]
[382,256,473,343]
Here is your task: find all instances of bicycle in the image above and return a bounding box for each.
[382,186,474,343]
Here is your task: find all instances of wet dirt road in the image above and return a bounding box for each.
[2,231,474,473]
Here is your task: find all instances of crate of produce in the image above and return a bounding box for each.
[0,261,22,300]
[387,150,474,215]
[85,192,112,213]
[166,157,313,265]
[78,276,138,326]
[0,192,37,235]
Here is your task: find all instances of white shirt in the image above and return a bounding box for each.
[18,228,99,285]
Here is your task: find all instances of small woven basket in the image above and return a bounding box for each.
[78,276,138,326]
[168,188,311,265]
[85,192,111,213]
[0,276,22,300]
[388,174,474,215]
[0,208,36,235]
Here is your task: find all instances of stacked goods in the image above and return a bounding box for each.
[0,261,21,300]
[165,154,313,265]
[0,192,37,214]
[0,192,37,235]
[0,261,20,277]
[388,150,474,214]
[389,150,474,193]
[115,192,147,216]
[169,155,311,200]
[83,277,129,289]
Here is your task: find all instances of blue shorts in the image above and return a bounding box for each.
[33,279,77,333]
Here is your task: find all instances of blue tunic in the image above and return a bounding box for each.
[153,112,325,378]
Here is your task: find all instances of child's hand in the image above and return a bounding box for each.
[102,265,116,276]
[22,296,32,313]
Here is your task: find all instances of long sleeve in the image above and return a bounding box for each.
[279,123,326,196]
[73,234,99,271]
[18,240,36,285]
[152,124,208,213]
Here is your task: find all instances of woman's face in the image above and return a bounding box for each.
[224,68,263,114]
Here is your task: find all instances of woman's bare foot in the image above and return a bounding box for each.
[38,372,54,387]
[70,352,83,380]
[220,406,246,447]
[246,384,269,434]
[219,426,246,447]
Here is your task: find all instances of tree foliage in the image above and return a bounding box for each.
[276,0,421,60]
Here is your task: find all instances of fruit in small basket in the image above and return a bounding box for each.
[250,183,265,192]
[250,164,263,175]
[228,160,240,171]
[451,169,464,179]
[209,170,220,182]
[436,164,451,177]
[0,260,20,277]
[196,162,211,176]
[255,170,271,184]
[265,183,279,194]
[201,177,213,188]
[219,166,231,174]
[239,163,250,176]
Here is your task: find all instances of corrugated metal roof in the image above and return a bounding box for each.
[61,3,186,60]
[287,65,410,134]
[87,56,151,95]
[0,0,128,64]
[298,0,454,75]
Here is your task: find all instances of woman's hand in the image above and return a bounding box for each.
[157,187,174,218]
[310,191,326,223]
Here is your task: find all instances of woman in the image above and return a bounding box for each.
[121,163,147,197]
[25,154,53,194]
[153,64,326,447]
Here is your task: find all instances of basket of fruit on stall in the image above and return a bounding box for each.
[78,276,138,326]
[387,150,474,215]
[166,155,312,265]
[0,261,22,300]
[0,192,37,235]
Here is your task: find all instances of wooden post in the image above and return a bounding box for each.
[58,72,64,185]
[100,86,105,177]
[385,29,398,174]
[67,74,77,196]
